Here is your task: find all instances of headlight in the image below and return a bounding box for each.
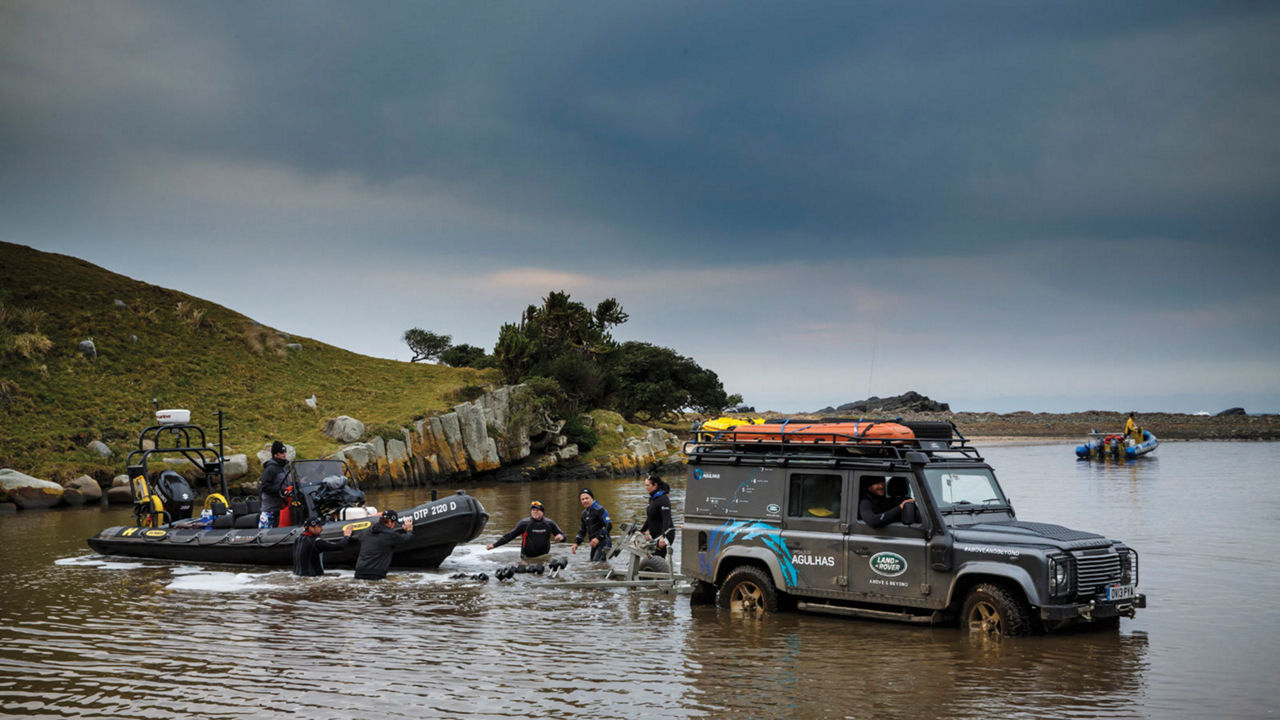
[1049,555,1071,596]
[1120,548,1139,586]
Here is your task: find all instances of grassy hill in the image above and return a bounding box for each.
[0,242,497,481]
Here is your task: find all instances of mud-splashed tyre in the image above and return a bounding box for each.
[639,556,670,574]
[717,565,779,614]
[962,582,1032,636]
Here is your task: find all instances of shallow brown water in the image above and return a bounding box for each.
[1,441,1277,719]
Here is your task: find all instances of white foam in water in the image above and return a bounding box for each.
[55,555,150,570]
[165,570,283,592]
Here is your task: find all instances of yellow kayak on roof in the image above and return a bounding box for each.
[695,416,766,440]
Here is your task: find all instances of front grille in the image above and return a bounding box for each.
[1072,549,1121,595]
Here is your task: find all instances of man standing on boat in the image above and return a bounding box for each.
[258,440,289,528]
[570,488,612,562]
[353,509,415,580]
[293,517,354,577]
[486,501,566,561]
[1124,412,1142,444]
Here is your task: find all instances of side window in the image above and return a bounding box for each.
[787,473,842,520]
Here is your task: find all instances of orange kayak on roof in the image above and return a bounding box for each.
[720,421,915,444]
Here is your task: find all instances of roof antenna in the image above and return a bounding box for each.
[866,325,878,400]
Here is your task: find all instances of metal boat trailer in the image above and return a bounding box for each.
[556,523,692,594]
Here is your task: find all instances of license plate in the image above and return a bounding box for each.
[1107,584,1136,601]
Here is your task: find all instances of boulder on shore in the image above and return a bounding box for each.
[67,475,103,503]
[0,469,65,510]
[106,485,134,505]
[322,416,365,443]
[1217,407,1246,417]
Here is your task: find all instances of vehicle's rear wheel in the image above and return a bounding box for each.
[717,565,779,614]
[961,583,1032,636]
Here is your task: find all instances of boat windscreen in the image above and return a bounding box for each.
[291,460,349,484]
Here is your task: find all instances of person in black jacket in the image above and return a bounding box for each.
[858,476,914,529]
[354,509,415,580]
[570,489,612,562]
[293,517,353,577]
[639,474,675,559]
[258,441,290,528]
[486,501,565,560]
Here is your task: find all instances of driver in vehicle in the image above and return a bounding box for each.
[858,476,915,528]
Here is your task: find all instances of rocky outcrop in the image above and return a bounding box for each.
[816,391,950,415]
[0,469,65,509]
[1217,407,1246,417]
[320,385,686,487]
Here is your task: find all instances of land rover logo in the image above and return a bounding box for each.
[869,552,908,577]
[766,503,781,514]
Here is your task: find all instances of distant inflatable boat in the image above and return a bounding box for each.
[1076,430,1159,460]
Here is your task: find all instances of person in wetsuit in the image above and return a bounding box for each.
[639,474,675,559]
[570,488,612,562]
[486,501,565,560]
[353,509,415,580]
[293,517,353,577]
[858,476,914,529]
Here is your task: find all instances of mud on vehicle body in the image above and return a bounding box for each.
[680,420,1146,635]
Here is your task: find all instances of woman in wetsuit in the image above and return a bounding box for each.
[639,474,675,558]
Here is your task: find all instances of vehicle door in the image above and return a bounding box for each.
[779,470,849,599]
[847,472,933,606]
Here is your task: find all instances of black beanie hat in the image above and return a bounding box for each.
[271,440,286,455]
[579,488,594,498]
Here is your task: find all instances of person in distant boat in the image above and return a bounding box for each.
[258,440,289,528]
[486,501,566,560]
[639,474,675,559]
[353,509,415,580]
[859,476,914,528]
[570,488,612,562]
[293,517,353,577]
[1124,412,1142,444]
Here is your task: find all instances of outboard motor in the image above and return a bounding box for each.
[153,470,195,521]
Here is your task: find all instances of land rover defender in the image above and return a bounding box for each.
[680,420,1145,635]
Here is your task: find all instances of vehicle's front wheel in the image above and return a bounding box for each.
[718,565,779,614]
[961,583,1032,636]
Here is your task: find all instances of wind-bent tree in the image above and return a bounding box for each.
[403,328,452,363]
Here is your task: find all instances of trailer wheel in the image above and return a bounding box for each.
[718,565,779,614]
[962,582,1032,636]
[638,555,670,574]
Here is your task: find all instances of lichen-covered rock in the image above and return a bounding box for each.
[438,412,470,476]
[88,440,112,458]
[455,402,500,472]
[68,475,103,502]
[78,339,97,360]
[0,469,65,509]
[62,487,86,506]
[111,474,130,488]
[322,416,365,443]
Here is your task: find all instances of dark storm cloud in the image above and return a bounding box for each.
[2,1,1278,412]
[5,1,1278,263]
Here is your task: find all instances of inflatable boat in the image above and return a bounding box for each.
[86,410,488,568]
[1075,430,1159,460]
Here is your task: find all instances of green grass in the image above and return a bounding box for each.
[0,242,498,481]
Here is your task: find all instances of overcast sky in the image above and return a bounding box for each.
[3,1,1277,413]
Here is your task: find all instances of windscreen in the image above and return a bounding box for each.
[292,460,349,484]
[924,467,1007,510]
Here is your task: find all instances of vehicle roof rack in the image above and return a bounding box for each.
[684,421,984,468]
